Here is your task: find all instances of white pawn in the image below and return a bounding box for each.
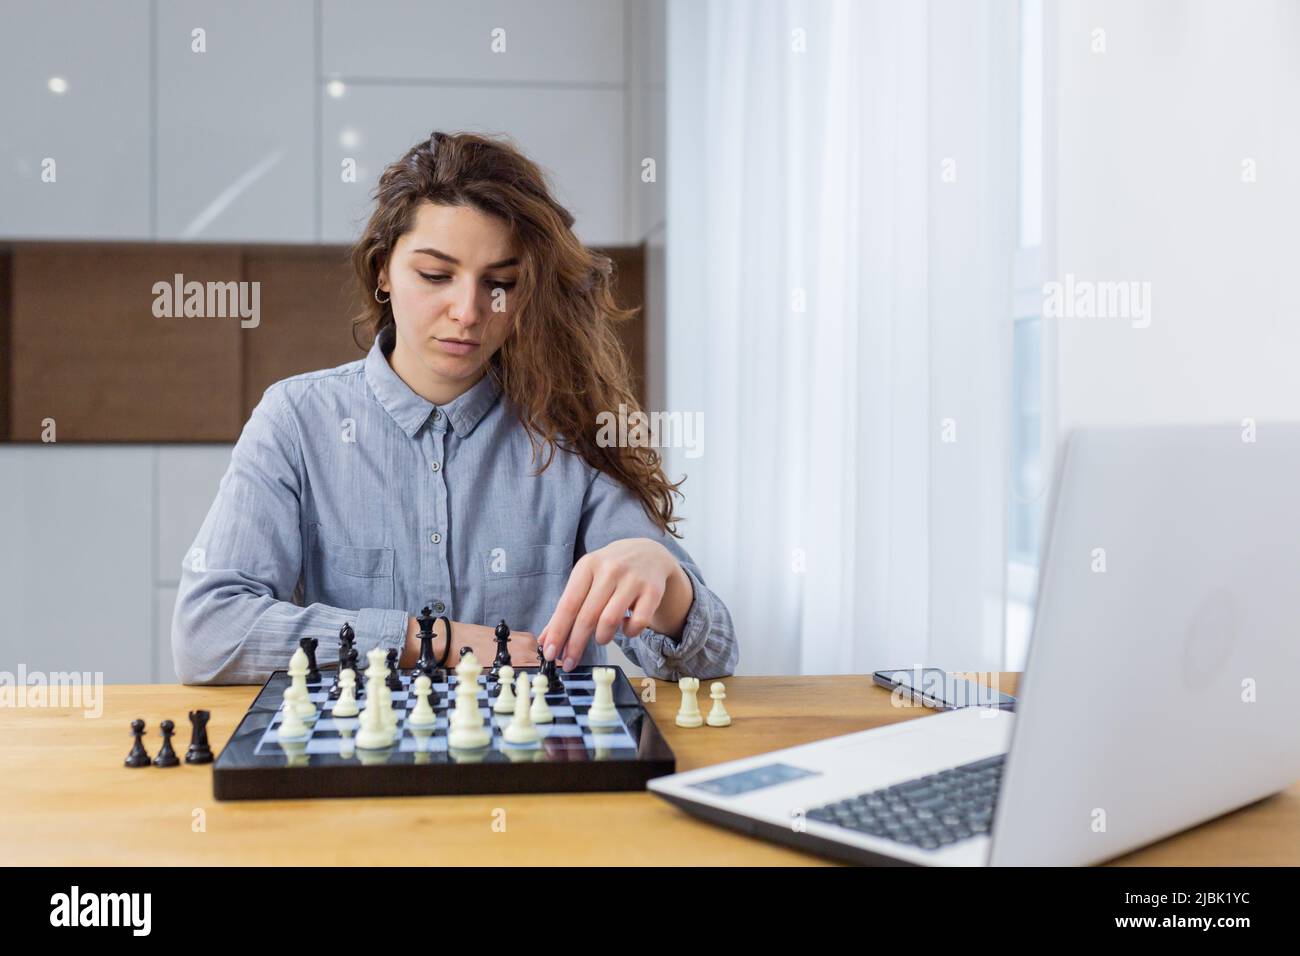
[530,673,554,724]
[288,647,317,720]
[332,668,359,718]
[504,671,540,745]
[448,652,490,749]
[706,681,732,727]
[586,666,619,727]
[675,676,703,728]
[278,687,309,739]
[407,674,437,728]
[493,665,516,714]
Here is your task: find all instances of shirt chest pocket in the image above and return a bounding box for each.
[480,543,570,635]
[305,523,395,611]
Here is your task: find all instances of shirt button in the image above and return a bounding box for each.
[431,461,441,472]
[433,601,446,613]
[430,532,442,544]
[432,409,442,421]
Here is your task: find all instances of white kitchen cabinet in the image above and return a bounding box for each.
[322,0,623,85]
[322,83,625,246]
[0,446,154,682]
[155,0,316,241]
[0,0,152,240]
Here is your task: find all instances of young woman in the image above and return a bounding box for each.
[172,131,738,685]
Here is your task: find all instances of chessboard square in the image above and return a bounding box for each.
[544,724,583,737]
[306,739,347,754]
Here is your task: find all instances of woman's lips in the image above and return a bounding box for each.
[434,337,479,356]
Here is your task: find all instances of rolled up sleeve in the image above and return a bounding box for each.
[170,386,407,685]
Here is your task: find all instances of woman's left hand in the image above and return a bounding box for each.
[540,538,694,671]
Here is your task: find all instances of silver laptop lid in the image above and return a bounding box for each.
[991,424,1300,866]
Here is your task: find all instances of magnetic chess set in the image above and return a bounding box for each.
[210,613,677,800]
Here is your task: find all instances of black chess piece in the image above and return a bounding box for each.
[489,620,512,680]
[541,652,563,694]
[185,710,214,764]
[300,636,321,683]
[331,622,355,698]
[345,645,363,697]
[153,719,180,768]
[385,648,402,691]
[124,718,151,768]
[415,606,438,679]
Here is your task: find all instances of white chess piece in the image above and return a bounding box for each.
[675,677,703,728]
[504,671,540,745]
[407,674,437,728]
[288,647,317,720]
[706,681,731,727]
[448,652,490,749]
[586,666,619,726]
[278,687,309,739]
[332,668,359,718]
[493,665,516,714]
[530,673,554,724]
[356,647,395,749]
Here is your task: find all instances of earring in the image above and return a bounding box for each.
[374,286,390,304]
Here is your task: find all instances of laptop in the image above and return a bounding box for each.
[649,425,1300,865]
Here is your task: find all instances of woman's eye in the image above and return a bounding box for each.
[417,273,514,292]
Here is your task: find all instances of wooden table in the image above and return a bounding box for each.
[2,673,1295,865]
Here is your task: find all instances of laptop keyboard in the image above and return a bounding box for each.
[806,753,1005,852]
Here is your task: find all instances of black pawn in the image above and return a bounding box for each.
[153,719,180,768]
[124,719,151,768]
[490,620,512,680]
[185,710,213,764]
[385,648,402,691]
[300,636,321,683]
[541,653,563,694]
[459,645,473,662]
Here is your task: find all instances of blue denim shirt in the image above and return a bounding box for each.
[171,325,738,685]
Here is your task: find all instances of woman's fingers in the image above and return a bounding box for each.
[595,580,643,647]
[541,558,594,663]
[557,573,618,670]
[624,581,665,637]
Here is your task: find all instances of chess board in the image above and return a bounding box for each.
[212,664,676,800]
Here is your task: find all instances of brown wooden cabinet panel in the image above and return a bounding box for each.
[10,245,244,441]
[3,242,646,441]
[241,249,367,421]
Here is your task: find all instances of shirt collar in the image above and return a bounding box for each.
[364,324,502,439]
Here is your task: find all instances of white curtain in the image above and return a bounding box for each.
[665,0,1017,675]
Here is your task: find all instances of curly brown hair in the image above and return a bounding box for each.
[350,130,683,536]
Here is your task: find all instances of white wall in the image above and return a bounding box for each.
[1053,0,1300,432]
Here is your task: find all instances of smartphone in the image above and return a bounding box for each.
[872,667,1017,711]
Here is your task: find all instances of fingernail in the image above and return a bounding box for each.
[564,657,575,671]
